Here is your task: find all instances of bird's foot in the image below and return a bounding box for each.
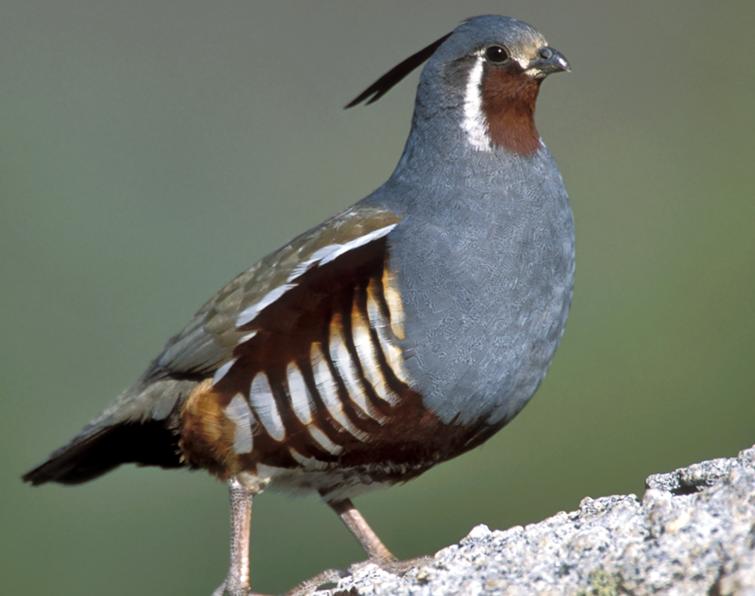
[212,580,243,596]
[286,566,348,596]
[212,580,269,596]
[286,554,431,595]
[376,554,433,575]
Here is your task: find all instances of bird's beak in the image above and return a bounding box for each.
[527,48,571,78]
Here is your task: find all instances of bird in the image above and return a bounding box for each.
[22,14,574,596]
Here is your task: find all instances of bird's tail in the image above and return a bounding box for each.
[22,418,184,486]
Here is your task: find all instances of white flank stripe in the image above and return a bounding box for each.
[351,303,400,405]
[320,224,397,265]
[236,283,297,327]
[286,244,340,282]
[288,447,329,470]
[461,54,491,152]
[311,342,368,441]
[329,319,387,421]
[224,393,254,454]
[249,372,286,441]
[287,224,397,282]
[382,269,406,340]
[240,226,398,328]
[238,330,258,344]
[213,357,238,385]
[307,425,342,455]
[366,288,411,386]
[286,361,313,425]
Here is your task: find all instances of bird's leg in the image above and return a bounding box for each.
[287,498,395,595]
[288,498,432,594]
[213,476,256,596]
[327,498,433,576]
[327,498,396,563]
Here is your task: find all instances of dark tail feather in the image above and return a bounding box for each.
[22,420,184,486]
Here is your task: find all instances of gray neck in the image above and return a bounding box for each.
[388,85,544,194]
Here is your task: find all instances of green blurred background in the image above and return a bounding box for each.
[2,1,753,594]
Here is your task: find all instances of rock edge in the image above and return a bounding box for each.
[312,445,755,595]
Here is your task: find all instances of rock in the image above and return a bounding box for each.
[311,445,755,595]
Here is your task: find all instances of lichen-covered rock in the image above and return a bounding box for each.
[312,446,755,595]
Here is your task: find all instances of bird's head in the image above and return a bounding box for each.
[348,15,569,157]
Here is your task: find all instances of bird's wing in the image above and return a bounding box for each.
[86,204,406,432]
[150,205,403,382]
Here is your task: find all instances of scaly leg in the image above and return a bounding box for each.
[288,498,431,595]
[213,477,255,596]
[328,498,396,562]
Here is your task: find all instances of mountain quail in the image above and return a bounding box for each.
[23,15,574,595]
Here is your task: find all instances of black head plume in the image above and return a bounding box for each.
[345,32,452,108]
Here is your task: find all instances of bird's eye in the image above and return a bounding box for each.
[484,45,509,64]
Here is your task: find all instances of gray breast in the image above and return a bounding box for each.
[378,147,575,428]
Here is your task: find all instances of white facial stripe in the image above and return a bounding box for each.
[249,371,286,441]
[352,301,400,405]
[311,343,369,441]
[461,54,491,152]
[329,319,387,422]
[224,393,254,454]
[286,361,314,425]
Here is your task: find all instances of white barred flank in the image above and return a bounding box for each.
[366,278,411,385]
[216,233,415,465]
[213,357,238,385]
[381,267,406,340]
[351,296,400,405]
[328,315,387,423]
[249,372,286,442]
[311,342,370,441]
[224,393,254,454]
[285,361,314,425]
[288,447,329,470]
[307,425,343,455]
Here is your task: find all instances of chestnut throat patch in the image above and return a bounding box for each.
[480,64,542,156]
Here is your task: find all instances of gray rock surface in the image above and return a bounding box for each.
[312,445,755,595]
